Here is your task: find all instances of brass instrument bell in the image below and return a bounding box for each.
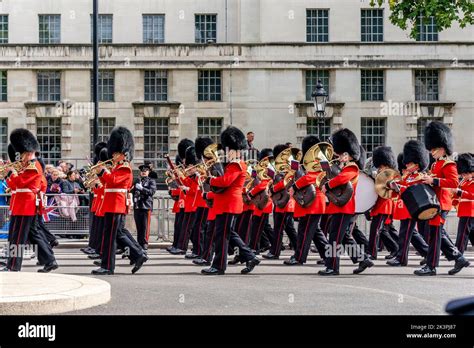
[302,142,334,173]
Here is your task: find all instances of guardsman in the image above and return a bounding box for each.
[92,126,148,275]
[2,129,58,272]
[452,153,473,255]
[202,126,260,275]
[418,121,469,276]
[166,155,186,255]
[82,142,107,256]
[367,146,399,260]
[193,189,216,266]
[387,143,429,267]
[263,144,298,260]
[285,135,329,266]
[319,129,373,276]
[131,163,157,250]
[248,148,274,253]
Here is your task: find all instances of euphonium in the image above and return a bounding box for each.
[272,148,302,208]
[203,143,226,194]
[250,156,275,210]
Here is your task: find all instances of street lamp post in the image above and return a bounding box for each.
[92,0,99,147]
[311,79,329,139]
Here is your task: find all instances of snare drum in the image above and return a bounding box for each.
[401,184,440,220]
[355,172,378,214]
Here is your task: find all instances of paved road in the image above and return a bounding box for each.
[16,247,474,315]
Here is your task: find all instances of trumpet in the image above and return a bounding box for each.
[0,160,24,175]
[87,159,115,172]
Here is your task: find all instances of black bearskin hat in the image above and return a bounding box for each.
[356,145,366,170]
[456,153,474,174]
[178,138,194,160]
[372,146,397,170]
[7,144,16,162]
[424,121,453,156]
[10,128,39,154]
[175,154,183,166]
[403,140,429,171]
[37,156,46,172]
[273,144,289,159]
[107,126,134,161]
[302,135,320,158]
[220,126,247,151]
[331,128,361,161]
[99,148,109,162]
[185,146,198,166]
[93,142,107,165]
[258,148,274,161]
[195,137,214,160]
[397,153,406,172]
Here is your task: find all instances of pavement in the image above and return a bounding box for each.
[4,245,473,315]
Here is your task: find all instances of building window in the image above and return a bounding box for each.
[0,71,6,102]
[37,118,61,163]
[91,14,113,44]
[0,118,7,160]
[361,118,386,158]
[361,70,384,101]
[307,118,331,142]
[0,15,8,43]
[197,118,223,143]
[361,9,383,42]
[195,14,217,43]
[305,70,329,101]
[144,118,169,171]
[306,9,329,43]
[91,70,114,102]
[39,15,61,44]
[89,118,116,154]
[415,70,439,101]
[144,70,168,101]
[416,15,438,42]
[198,70,221,101]
[37,71,61,102]
[416,118,437,143]
[143,14,165,43]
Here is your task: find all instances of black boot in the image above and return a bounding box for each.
[283,256,302,266]
[448,257,470,275]
[262,253,278,260]
[38,261,59,273]
[91,268,114,275]
[241,257,261,274]
[414,265,436,276]
[385,251,397,260]
[228,255,241,265]
[353,258,374,274]
[419,257,427,266]
[201,267,225,275]
[387,258,403,267]
[185,253,199,259]
[193,258,211,266]
[132,254,149,274]
[318,268,339,276]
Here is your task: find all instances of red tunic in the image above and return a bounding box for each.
[94,185,106,217]
[293,171,326,218]
[182,176,199,213]
[325,164,358,215]
[271,180,295,213]
[429,159,459,226]
[8,160,43,216]
[249,179,273,216]
[209,161,247,215]
[206,191,217,221]
[99,162,133,214]
[7,176,17,212]
[454,178,474,217]
[170,188,185,214]
[370,196,393,217]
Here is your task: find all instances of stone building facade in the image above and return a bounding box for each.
[0,0,472,175]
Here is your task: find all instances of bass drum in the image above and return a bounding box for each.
[355,172,378,214]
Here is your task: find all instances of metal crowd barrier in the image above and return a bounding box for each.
[0,192,463,242]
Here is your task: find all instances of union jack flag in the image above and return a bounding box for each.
[42,197,60,222]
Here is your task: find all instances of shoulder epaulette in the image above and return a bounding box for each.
[24,161,38,171]
[344,162,359,170]
[441,160,456,168]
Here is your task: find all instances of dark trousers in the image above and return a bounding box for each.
[201,220,216,261]
[294,214,328,263]
[262,219,274,249]
[236,210,253,244]
[249,214,269,251]
[6,215,36,271]
[191,207,208,255]
[134,208,152,248]
[368,214,398,259]
[456,217,473,254]
[37,216,56,245]
[211,213,255,272]
[270,212,297,257]
[320,214,332,237]
[119,219,143,263]
[29,215,55,266]
[349,216,369,249]
[395,219,429,265]
[427,211,463,269]
[177,212,196,251]
[88,214,101,251]
[418,220,430,244]
[100,213,143,272]
[172,209,185,248]
[325,213,367,272]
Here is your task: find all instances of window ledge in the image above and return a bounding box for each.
[417,101,456,108]
[294,101,345,108]
[132,101,181,107]
[24,101,60,107]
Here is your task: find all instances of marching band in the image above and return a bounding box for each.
[0,121,472,277]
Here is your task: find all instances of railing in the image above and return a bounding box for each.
[0,192,463,242]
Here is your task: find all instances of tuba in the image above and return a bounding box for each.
[203,143,226,194]
[272,147,302,209]
[250,156,274,210]
[243,160,258,205]
[311,142,354,207]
